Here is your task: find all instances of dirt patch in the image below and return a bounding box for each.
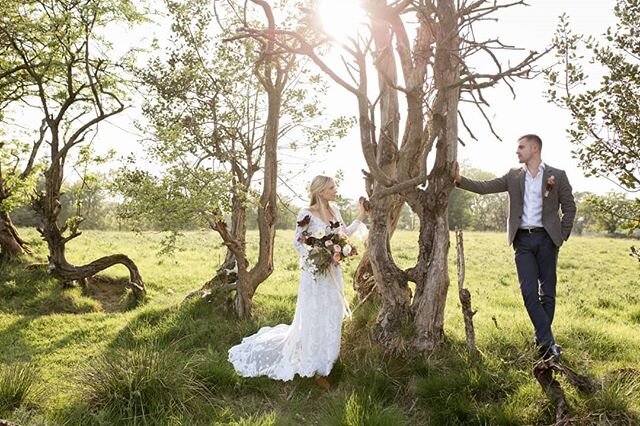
[83,275,131,313]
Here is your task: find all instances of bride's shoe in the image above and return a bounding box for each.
[315,375,331,390]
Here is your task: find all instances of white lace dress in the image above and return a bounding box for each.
[228,205,367,381]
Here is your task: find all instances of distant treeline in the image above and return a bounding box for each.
[11,170,638,238]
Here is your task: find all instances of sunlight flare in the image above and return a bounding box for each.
[317,0,366,42]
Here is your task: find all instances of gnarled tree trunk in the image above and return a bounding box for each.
[361,0,460,353]
[0,211,31,262]
[36,149,145,299]
[192,0,290,318]
[353,200,404,301]
[189,194,247,300]
[0,165,33,262]
[233,57,283,317]
[5,0,145,298]
[406,0,461,351]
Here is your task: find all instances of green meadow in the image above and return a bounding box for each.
[0,228,638,425]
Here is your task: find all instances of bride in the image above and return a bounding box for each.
[228,175,368,385]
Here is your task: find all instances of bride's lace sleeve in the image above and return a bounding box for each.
[293,209,311,257]
[332,204,368,240]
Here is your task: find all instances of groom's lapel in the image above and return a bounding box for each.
[519,168,525,200]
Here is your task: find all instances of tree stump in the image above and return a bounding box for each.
[455,229,477,352]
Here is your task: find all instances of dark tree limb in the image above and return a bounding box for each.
[47,253,145,299]
[533,357,596,425]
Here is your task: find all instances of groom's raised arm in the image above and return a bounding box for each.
[456,173,509,195]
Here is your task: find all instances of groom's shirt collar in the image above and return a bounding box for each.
[521,161,545,228]
[522,161,546,175]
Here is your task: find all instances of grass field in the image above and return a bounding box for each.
[0,228,639,425]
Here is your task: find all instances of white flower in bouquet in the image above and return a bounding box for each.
[324,240,333,247]
[313,229,326,239]
[342,244,352,256]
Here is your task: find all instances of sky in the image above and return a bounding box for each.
[6,0,623,204]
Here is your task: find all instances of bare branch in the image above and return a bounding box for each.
[20,118,48,179]
[457,110,479,142]
[453,47,551,89]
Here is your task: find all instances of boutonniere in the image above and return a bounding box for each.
[545,176,555,197]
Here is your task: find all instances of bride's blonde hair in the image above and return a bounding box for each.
[308,175,334,207]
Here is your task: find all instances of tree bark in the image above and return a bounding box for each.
[36,154,145,299]
[364,0,460,353]
[0,164,33,262]
[196,195,247,297]
[368,198,413,350]
[455,229,477,352]
[221,0,288,318]
[235,78,282,318]
[408,0,461,352]
[353,199,404,301]
[356,6,416,348]
[0,211,31,262]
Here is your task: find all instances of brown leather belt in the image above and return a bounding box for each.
[518,227,545,233]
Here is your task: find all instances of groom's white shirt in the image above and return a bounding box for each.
[521,162,545,228]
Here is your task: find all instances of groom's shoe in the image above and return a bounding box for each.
[538,343,562,361]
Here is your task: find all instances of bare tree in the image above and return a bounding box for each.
[238,0,548,353]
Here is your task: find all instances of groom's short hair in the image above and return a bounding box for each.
[518,134,542,149]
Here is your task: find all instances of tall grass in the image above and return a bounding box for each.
[0,363,39,416]
[322,390,408,426]
[71,346,211,425]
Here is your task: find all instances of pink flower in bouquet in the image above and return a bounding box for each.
[333,244,342,253]
[325,240,333,247]
[332,253,342,262]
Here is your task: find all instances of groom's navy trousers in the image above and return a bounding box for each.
[513,228,558,347]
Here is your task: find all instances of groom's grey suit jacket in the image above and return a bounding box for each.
[458,164,576,247]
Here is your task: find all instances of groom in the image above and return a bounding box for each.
[454,134,576,360]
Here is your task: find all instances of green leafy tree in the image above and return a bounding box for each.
[585,192,639,235]
[0,0,48,261]
[448,167,507,232]
[448,187,474,231]
[546,3,640,260]
[1,0,147,295]
[397,203,417,231]
[572,191,598,235]
[116,0,351,316]
[0,139,42,261]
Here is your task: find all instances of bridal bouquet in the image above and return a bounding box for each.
[297,219,358,276]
